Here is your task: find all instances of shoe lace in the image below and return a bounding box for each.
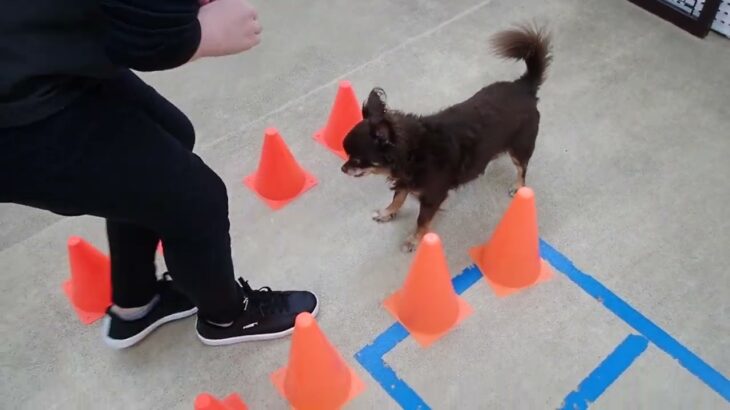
[237,278,290,316]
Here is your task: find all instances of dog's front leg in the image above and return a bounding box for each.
[373,189,408,223]
[402,192,446,253]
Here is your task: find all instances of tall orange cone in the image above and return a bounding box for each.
[314,81,362,159]
[469,187,553,296]
[243,128,318,210]
[271,313,365,409]
[62,236,112,324]
[384,233,473,347]
[194,393,248,410]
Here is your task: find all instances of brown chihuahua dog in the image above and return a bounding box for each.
[341,25,552,252]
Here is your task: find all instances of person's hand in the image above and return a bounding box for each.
[191,0,262,60]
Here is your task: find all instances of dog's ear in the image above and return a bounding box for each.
[364,88,387,121]
[364,88,394,146]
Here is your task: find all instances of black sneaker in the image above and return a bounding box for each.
[102,274,198,349]
[196,278,319,346]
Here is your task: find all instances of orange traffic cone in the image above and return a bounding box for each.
[62,236,112,324]
[384,233,473,347]
[470,187,553,296]
[194,393,248,410]
[314,81,362,159]
[243,128,318,210]
[271,313,365,409]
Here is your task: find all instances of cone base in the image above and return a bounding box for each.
[243,171,318,211]
[383,291,473,348]
[469,245,554,297]
[62,279,107,325]
[221,394,248,410]
[270,364,365,409]
[313,129,348,160]
[195,393,248,410]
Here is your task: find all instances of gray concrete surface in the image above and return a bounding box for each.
[1,0,729,408]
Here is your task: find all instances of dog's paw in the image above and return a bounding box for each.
[372,209,396,223]
[401,236,419,253]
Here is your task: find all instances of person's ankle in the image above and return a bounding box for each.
[111,294,160,321]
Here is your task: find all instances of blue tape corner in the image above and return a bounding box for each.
[354,240,730,409]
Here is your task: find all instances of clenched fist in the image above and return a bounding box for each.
[192,0,262,60]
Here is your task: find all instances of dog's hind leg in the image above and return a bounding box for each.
[373,189,408,222]
[508,124,538,197]
[508,154,529,197]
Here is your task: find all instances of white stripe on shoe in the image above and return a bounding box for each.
[196,299,319,347]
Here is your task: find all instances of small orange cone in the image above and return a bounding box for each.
[62,236,112,324]
[194,393,248,410]
[271,313,365,409]
[384,233,473,347]
[314,81,362,159]
[243,128,318,210]
[470,187,553,296]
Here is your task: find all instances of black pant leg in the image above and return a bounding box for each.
[104,71,197,308]
[0,75,242,322]
[106,221,159,307]
[114,70,196,152]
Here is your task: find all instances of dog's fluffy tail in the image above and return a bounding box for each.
[491,24,552,95]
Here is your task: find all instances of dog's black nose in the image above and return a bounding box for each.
[341,164,348,174]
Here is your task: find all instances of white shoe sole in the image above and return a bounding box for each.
[102,307,198,349]
[196,297,320,346]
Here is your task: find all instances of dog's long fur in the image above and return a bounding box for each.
[341,25,552,252]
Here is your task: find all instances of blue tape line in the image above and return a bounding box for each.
[355,323,430,410]
[353,266,482,409]
[540,240,730,402]
[561,334,649,409]
[452,265,482,294]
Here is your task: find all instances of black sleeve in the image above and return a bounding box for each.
[100,0,201,71]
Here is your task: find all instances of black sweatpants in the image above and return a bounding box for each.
[0,70,241,322]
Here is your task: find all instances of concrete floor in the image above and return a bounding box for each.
[1,0,729,408]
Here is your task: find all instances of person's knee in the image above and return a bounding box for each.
[161,162,230,237]
[190,167,229,231]
[176,116,196,151]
